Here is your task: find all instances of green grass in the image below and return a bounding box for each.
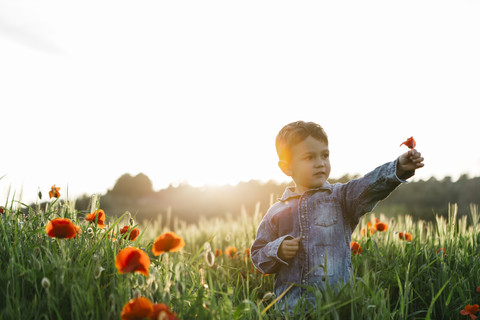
[0,191,479,319]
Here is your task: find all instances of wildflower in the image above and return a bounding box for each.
[225,246,237,259]
[400,136,416,149]
[398,232,413,242]
[48,185,61,199]
[120,296,154,320]
[150,303,178,320]
[74,225,82,237]
[41,277,50,290]
[361,222,375,236]
[0,206,4,214]
[46,218,79,239]
[152,231,185,256]
[374,218,388,232]
[120,226,140,241]
[460,304,480,320]
[437,247,446,256]
[115,247,150,276]
[476,286,480,293]
[350,241,362,255]
[215,249,222,257]
[85,209,106,229]
[244,248,250,258]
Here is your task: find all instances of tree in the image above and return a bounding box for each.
[110,173,153,198]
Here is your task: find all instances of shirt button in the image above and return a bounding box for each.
[301,215,305,218]
[302,236,305,239]
[302,279,306,283]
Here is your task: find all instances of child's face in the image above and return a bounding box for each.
[279,135,331,194]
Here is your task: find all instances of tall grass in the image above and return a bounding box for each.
[0,190,479,319]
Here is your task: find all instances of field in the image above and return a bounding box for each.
[1,189,479,319]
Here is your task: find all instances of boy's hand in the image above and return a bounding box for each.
[278,237,301,261]
[397,148,424,178]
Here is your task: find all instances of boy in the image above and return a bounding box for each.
[250,121,424,313]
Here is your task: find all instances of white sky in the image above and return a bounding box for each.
[1,0,480,204]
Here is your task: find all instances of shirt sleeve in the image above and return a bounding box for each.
[250,215,293,274]
[341,158,412,226]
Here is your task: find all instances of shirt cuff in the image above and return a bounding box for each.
[393,158,414,183]
[272,235,294,266]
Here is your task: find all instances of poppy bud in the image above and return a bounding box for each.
[133,289,142,299]
[262,292,274,301]
[94,266,105,279]
[204,250,215,267]
[41,277,50,290]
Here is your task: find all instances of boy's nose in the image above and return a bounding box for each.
[314,158,325,167]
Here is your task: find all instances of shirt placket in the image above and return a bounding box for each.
[299,194,309,287]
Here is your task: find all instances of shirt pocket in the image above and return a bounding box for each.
[312,197,340,227]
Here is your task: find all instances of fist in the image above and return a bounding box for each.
[278,237,301,261]
[397,149,424,177]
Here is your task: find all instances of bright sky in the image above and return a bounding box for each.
[2,0,480,204]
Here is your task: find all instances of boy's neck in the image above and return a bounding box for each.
[294,186,308,195]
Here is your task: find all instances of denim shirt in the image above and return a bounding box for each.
[251,159,412,312]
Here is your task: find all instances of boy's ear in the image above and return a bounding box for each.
[278,160,292,176]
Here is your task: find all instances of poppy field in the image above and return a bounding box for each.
[1,186,480,319]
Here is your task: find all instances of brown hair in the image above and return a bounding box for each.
[275,121,328,161]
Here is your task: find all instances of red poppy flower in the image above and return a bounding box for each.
[437,247,446,256]
[115,247,150,276]
[476,286,480,293]
[350,241,362,255]
[85,209,106,229]
[374,219,388,232]
[399,232,413,242]
[49,185,61,199]
[120,226,140,241]
[74,225,82,238]
[152,232,185,256]
[215,249,222,257]
[361,222,375,236]
[121,296,154,320]
[46,218,78,239]
[400,136,416,149]
[150,303,178,320]
[225,246,237,259]
[461,304,480,320]
[0,206,4,214]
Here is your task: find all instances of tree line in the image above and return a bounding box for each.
[70,172,480,225]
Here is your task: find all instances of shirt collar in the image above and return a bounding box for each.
[279,182,333,202]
